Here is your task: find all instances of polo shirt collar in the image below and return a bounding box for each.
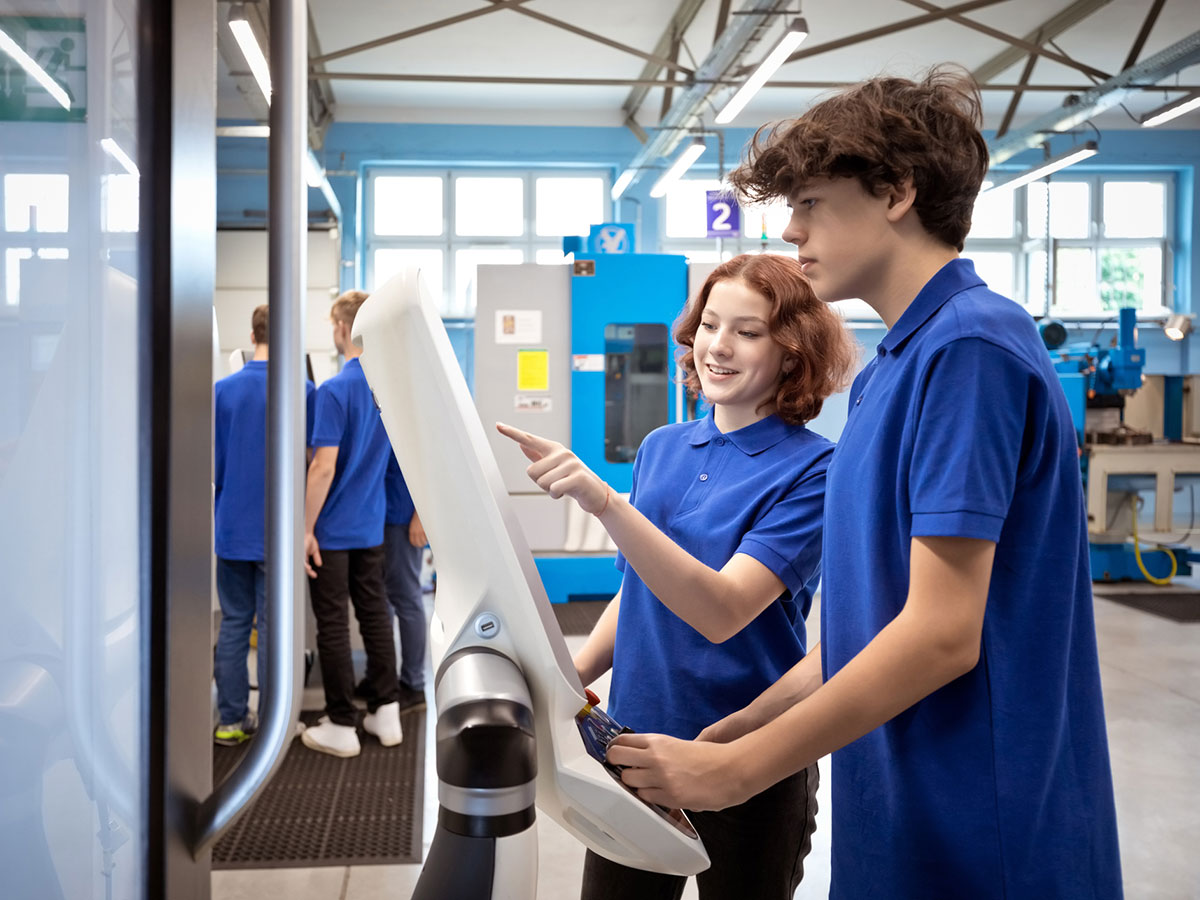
[878,258,984,354]
[343,357,362,372]
[687,409,792,456]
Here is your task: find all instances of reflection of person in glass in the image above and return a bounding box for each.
[34,38,76,104]
[498,253,856,899]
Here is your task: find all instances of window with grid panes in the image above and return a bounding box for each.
[365,169,609,316]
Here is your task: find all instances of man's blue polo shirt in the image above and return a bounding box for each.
[310,357,391,550]
[384,453,416,526]
[821,258,1121,899]
[609,411,831,740]
[213,361,315,560]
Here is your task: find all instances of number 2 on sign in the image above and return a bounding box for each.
[711,202,733,231]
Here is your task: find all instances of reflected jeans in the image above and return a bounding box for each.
[214,558,267,725]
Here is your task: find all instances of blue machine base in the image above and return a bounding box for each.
[1090,542,1193,583]
[534,555,621,605]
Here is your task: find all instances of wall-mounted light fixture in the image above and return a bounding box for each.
[984,140,1098,193]
[715,17,808,125]
[1140,93,1200,128]
[1163,313,1193,341]
[229,3,272,104]
[649,138,707,199]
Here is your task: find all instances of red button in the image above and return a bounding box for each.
[584,688,601,706]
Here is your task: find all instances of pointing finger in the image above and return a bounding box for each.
[496,422,558,457]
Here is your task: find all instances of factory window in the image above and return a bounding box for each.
[1,174,72,309]
[365,169,609,316]
[660,177,796,264]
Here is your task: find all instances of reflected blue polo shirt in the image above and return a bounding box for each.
[822,258,1121,899]
[609,411,832,740]
[310,358,391,550]
[214,361,315,560]
[384,453,416,526]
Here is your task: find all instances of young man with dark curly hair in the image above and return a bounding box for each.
[607,69,1123,899]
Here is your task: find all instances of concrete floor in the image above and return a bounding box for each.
[214,588,1200,900]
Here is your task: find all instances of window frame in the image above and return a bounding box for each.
[363,166,611,316]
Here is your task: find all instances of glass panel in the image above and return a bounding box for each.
[1027,181,1089,239]
[454,247,523,315]
[0,2,143,898]
[4,172,70,231]
[1099,246,1164,313]
[968,185,1014,238]
[1053,247,1098,314]
[664,178,722,238]
[604,323,669,462]
[1103,181,1165,238]
[372,247,444,301]
[1026,249,1048,314]
[373,175,443,236]
[741,198,790,240]
[535,176,604,236]
[455,176,523,236]
[102,173,138,232]
[968,251,1015,299]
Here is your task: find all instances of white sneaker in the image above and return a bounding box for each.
[300,716,361,758]
[362,701,403,747]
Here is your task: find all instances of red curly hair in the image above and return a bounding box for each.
[674,254,857,425]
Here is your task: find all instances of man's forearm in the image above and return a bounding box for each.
[304,464,335,534]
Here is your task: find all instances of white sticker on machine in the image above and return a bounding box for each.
[515,395,553,412]
[572,353,604,372]
[495,309,543,344]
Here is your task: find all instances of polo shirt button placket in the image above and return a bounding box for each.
[699,473,708,482]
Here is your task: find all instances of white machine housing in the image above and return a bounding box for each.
[352,268,709,876]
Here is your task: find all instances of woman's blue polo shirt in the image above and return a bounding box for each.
[609,411,832,740]
[822,258,1121,898]
[310,358,391,550]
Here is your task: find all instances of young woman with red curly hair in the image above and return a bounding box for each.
[497,252,856,900]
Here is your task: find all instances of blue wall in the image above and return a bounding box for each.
[217,121,1200,437]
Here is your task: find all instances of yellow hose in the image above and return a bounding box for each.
[1131,496,1177,586]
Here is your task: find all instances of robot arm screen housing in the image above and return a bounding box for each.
[352,268,709,877]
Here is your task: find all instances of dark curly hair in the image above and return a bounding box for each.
[674,254,857,425]
[727,66,989,251]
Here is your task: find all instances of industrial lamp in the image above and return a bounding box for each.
[229,3,272,104]
[984,140,1098,193]
[649,138,707,199]
[715,17,809,125]
[1163,313,1193,341]
[1140,93,1200,128]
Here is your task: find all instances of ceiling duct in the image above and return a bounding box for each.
[988,29,1200,167]
[618,0,793,195]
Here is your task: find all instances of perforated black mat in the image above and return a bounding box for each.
[1094,587,1200,623]
[212,708,425,868]
[552,599,609,636]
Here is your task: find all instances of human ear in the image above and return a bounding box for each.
[884,177,917,223]
[782,357,796,375]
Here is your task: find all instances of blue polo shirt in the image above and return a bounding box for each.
[214,361,315,560]
[821,258,1121,899]
[309,357,390,550]
[609,411,831,740]
[384,453,416,526]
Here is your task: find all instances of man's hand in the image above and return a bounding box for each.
[605,732,751,812]
[496,422,608,514]
[304,533,322,578]
[696,707,759,744]
[409,511,427,548]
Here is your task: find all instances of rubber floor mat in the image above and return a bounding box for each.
[552,599,610,636]
[212,708,425,868]
[1094,587,1200,623]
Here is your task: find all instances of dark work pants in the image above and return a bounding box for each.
[581,763,819,900]
[384,522,427,690]
[307,545,399,726]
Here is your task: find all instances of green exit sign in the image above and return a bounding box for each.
[0,16,87,122]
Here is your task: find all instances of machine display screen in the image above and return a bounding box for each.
[576,701,699,839]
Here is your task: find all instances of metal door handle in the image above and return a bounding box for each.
[192,0,307,855]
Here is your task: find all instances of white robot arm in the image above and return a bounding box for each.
[352,269,709,895]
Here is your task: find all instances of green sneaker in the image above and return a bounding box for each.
[214,713,258,746]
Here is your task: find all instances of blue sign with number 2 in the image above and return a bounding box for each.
[706,190,741,239]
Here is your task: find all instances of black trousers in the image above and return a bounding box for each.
[581,763,819,900]
[307,545,399,726]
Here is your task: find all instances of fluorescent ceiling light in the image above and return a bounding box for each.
[649,138,707,199]
[101,138,140,177]
[715,17,808,125]
[305,149,324,188]
[1140,93,1200,128]
[229,3,272,104]
[217,125,271,138]
[0,26,71,110]
[611,168,636,201]
[984,140,1098,193]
